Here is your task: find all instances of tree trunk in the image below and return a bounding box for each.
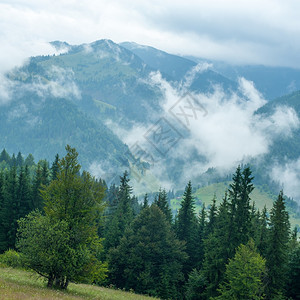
[62,278,69,289]
[47,275,54,288]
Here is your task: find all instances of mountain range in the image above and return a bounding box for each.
[0,38,299,204]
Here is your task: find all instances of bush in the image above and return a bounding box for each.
[0,249,24,268]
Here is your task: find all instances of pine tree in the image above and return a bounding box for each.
[32,161,49,211]
[228,166,254,258]
[236,167,254,244]
[24,154,35,167]
[286,243,300,299]
[142,193,149,209]
[17,166,32,219]
[196,204,207,268]
[266,191,290,298]
[203,194,231,298]
[50,154,59,181]
[0,149,11,166]
[108,204,187,299]
[16,152,24,167]
[0,171,7,252]
[104,171,134,251]
[256,206,268,257]
[176,181,198,277]
[4,166,18,249]
[154,188,172,223]
[10,154,17,168]
[206,195,217,236]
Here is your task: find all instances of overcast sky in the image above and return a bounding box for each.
[1,0,300,72]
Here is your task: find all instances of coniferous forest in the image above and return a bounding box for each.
[0,146,299,299]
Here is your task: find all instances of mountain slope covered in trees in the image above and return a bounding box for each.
[0,39,299,203]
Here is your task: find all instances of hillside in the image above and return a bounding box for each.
[186,56,300,100]
[0,91,129,170]
[256,90,300,161]
[0,267,155,300]
[40,39,162,124]
[121,41,237,93]
[0,39,300,204]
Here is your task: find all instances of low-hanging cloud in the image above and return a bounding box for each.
[271,159,300,202]
[0,65,81,105]
[0,74,15,105]
[106,67,299,192]
[1,1,300,68]
[159,73,299,171]
[31,66,81,99]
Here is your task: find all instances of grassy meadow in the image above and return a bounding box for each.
[0,266,156,300]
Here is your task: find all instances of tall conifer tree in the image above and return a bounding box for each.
[154,188,172,223]
[176,181,198,277]
[266,191,290,298]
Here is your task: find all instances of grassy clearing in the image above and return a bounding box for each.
[0,267,156,300]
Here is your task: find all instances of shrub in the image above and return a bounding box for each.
[0,249,24,268]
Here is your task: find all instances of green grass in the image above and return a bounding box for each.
[0,267,157,300]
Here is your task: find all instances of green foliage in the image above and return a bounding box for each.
[175,181,199,277]
[103,171,135,251]
[0,142,298,300]
[202,195,231,298]
[215,239,266,300]
[0,249,24,268]
[17,211,107,287]
[185,269,207,300]
[17,146,107,289]
[286,244,300,299]
[0,266,156,300]
[108,204,187,299]
[266,191,291,298]
[154,188,172,223]
[228,166,254,256]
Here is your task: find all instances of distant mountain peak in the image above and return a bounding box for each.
[50,41,71,52]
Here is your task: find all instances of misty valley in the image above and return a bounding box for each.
[0,39,300,299]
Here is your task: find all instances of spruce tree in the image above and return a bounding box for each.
[154,188,172,223]
[108,204,187,299]
[236,167,254,243]
[16,152,24,167]
[286,244,300,299]
[4,166,18,249]
[17,166,32,219]
[206,195,217,236]
[0,149,10,165]
[10,154,17,168]
[104,171,134,251]
[32,161,49,211]
[50,154,59,181]
[228,166,254,257]
[24,154,35,167]
[256,206,268,257]
[203,194,231,298]
[266,191,290,298]
[0,171,7,252]
[176,181,198,277]
[196,204,207,268]
[142,193,149,209]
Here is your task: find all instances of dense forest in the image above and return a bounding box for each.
[0,146,299,299]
